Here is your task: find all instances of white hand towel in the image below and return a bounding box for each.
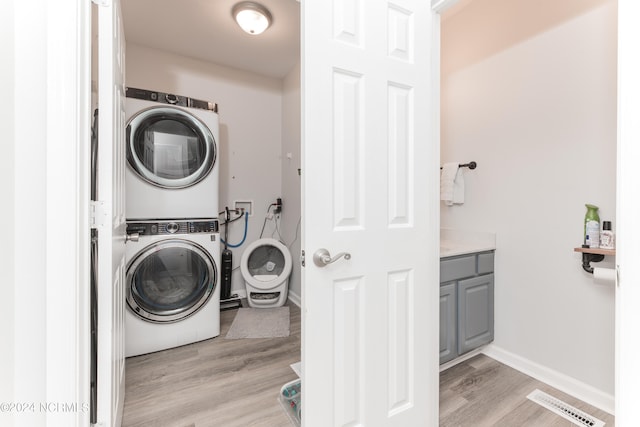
[440,162,458,205]
[440,162,465,206]
[452,167,465,205]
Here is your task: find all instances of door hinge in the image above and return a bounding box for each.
[90,201,107,229]
[300,250,306,267]
[91,0,111,6]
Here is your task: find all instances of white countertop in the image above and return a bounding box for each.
[440,228,496,258]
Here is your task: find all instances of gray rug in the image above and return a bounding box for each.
[225,307,290,339]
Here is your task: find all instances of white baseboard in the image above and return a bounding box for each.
[482,345,614,415]
[287,291,301,308]
[439,348,484,372]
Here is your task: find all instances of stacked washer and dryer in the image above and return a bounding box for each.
[124,87,221,357]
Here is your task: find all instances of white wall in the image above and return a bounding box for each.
[281,62,302,304]
[441,0,617,400]
[126,43,286,296]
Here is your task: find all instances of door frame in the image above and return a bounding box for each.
[615,0,640,423]
[7,0,92,426]
[16,0,639,426]
[45,0,93,425]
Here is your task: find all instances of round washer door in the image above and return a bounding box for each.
[126,239,217,323]
[126,106,216,189]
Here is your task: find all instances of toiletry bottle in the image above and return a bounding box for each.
[600,221,615,249]
[584,204,600,248]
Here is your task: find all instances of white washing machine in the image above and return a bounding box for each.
[125,219,220,357]
[125,87,219,220]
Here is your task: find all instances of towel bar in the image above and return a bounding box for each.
[440,161,477,170]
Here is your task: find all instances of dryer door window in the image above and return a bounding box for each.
[127,106,216,189]
[126,239,216,323]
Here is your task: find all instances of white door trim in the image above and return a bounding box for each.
[615,0,640,423]
[44,0,92,425]
[8,0,92,425]
[431,0,462,14]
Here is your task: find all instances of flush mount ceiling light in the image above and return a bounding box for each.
[232,2,273,35]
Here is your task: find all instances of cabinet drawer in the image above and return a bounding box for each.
[440,255,476,283]
[477,252,494,275]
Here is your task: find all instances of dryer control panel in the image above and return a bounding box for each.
[126,219,219,236]
[126,87,218,113]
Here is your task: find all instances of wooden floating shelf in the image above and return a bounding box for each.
[574,247,616,257]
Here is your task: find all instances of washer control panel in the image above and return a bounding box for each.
[188,220,219,233]
[126,219,219,236]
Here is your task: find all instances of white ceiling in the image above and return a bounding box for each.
[121,0,301,79]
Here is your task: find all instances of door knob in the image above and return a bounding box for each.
[313,248,351,267]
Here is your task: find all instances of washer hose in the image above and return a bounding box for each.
[221,210,248,248]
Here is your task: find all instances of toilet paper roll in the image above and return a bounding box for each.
[593,267,616,285]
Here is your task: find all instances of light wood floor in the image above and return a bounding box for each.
[440,354,614,426]
[122,301,301,427]
[123,302,614,426]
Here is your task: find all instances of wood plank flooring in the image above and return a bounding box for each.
[122,302,301,427]
[123,302,614,426]
[440,354,615,426]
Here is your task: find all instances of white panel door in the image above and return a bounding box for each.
[301,1,440,425]
[96,0,127,425]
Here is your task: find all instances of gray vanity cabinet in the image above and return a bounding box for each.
[439,283,457,364]
[457,274,494,354]
[439,251,494,364]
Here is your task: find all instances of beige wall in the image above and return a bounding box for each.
[281,62,302,303]
[441,0,617,400]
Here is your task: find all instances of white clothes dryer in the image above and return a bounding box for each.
[124,219,220,357]
[125,87,219,220]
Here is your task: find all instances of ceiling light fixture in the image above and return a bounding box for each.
[232,2,273,36]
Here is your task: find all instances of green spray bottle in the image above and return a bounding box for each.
[584,204,600,248]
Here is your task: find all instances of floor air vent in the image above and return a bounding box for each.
[527,389,605,427]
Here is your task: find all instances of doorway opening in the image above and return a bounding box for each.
[438,0,616,421]
[118,1,302,425]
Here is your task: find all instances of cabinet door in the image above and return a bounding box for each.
[440,283,457,364]
[458,274,494,355]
